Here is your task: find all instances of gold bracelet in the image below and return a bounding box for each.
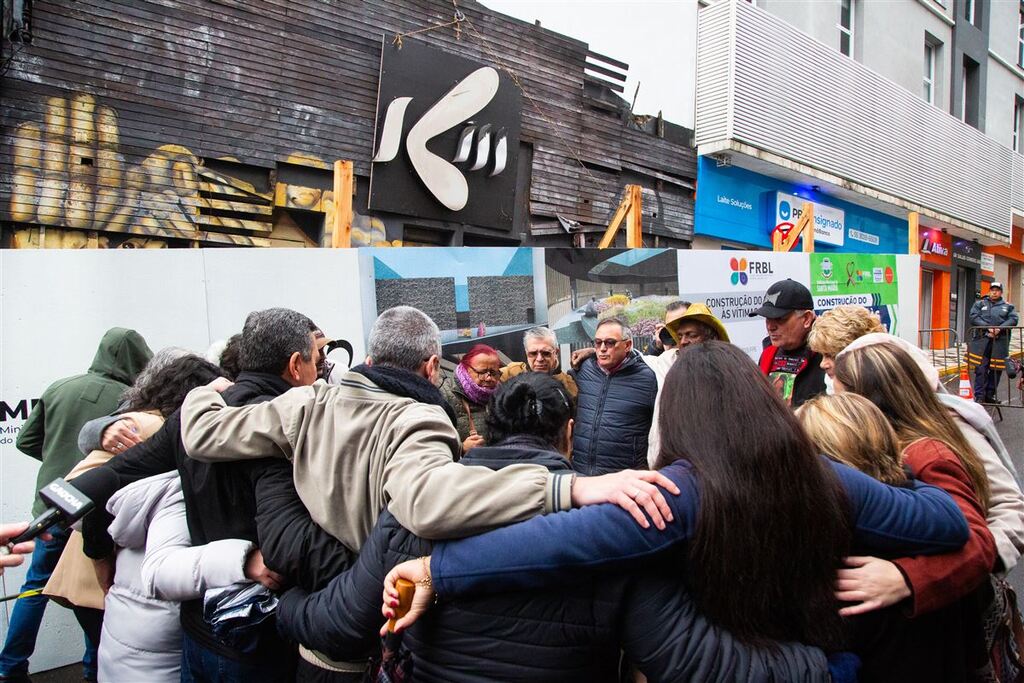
[418,556,432,589]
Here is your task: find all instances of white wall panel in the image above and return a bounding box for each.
[0,249,365,673]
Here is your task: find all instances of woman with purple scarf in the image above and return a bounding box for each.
[441,344,501,453]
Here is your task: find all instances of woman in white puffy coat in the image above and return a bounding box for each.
[98,470,253,682]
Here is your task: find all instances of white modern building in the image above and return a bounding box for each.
[694,0,1024,343]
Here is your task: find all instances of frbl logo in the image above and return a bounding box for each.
[730,257,748,286]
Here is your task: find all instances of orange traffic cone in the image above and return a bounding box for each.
[959,369,974,400]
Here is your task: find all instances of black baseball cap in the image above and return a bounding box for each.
[749,279,814,319]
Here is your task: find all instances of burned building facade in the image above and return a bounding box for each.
[1,0,695,249]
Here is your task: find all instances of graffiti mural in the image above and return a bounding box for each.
[10,93,237,242]
[11,227,168,249]
[7,93,391,249]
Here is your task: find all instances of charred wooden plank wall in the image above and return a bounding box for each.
[1,0,695,248]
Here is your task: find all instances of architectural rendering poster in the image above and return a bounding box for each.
[366,247,539,361]
[544,248,680,357]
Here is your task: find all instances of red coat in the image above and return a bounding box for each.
[893,438,996,616]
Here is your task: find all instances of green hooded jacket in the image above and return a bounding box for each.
[16,328,152,515]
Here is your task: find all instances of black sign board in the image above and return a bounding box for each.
[368,39,522,231]
[951,239,981,268]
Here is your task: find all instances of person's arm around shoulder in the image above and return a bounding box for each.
[890,442,996,615]
[383,402,679,540]
[382,401,558,538]
[416,464,694,597]
[15,397,46,461]
[179,382,313,463]
[277,514,412,661]
[829,459,969,553]
[77,415,122,455]
[251,460,357,592]
[140,495,255,601]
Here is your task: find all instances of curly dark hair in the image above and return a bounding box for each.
[122,355,226,418]
[218,333,243,381]
[485,373,572,449]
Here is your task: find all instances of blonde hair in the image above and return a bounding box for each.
[834,344,991,512]
[808,305,886,358]
[797,394,906,486]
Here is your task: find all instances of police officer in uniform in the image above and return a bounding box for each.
[968,281,1019,403]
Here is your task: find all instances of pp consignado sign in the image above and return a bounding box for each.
[775,192,845,247]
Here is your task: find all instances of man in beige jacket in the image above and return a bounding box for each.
[181,305,676,549]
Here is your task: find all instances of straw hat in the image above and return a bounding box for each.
[666,303,730,343]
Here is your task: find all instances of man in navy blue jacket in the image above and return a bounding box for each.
[572,318,657,475]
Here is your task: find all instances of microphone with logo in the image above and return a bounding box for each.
[0,478,95,556]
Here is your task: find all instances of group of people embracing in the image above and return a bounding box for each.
[3,290,1023,683]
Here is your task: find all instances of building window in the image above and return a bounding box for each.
[965,0,976,25]
[924,41,936,104]
[961,55,980,129]
[960,64,967,122]
[839,0,855,57]
[1018,4,1023,67]
[1015,97,1024,153]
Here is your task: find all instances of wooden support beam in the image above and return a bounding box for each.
[801,201,814,253]
[332,160,353,248]
[599,184,644,249]
[598,190,631,249]
[626,185,642,248]
[775,202,814,252]
[908,211,920,255]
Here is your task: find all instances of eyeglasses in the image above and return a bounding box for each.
[593,338,625,349]
[468,366,501,379]
[527,350,555,359]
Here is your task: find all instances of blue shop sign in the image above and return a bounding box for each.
[694,157,906,253]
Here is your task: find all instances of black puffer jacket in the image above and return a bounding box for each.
[276,438,831,682]
[572,351,657,475]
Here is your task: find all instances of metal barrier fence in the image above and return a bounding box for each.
[918,328,961,388]
[965,326,1024,409]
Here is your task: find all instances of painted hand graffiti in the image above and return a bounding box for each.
[10,93,209,241]
[10,92,391,248]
